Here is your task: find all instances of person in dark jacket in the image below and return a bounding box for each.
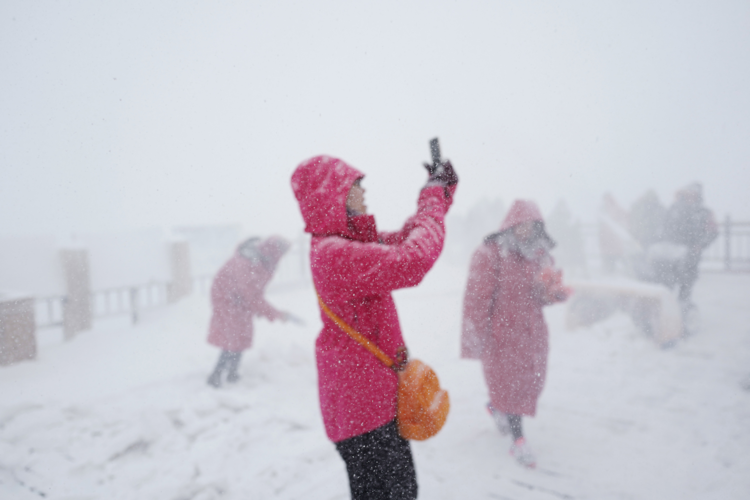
[629,190,667,248]
[663,183,718,304]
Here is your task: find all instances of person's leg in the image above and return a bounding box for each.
[377,421,417,500]
[335,420,417,500]
[507,414,536,468]
[226,351,243,383]
[336,428,383,500]
[507,414,523,441]
[207,350,232,388]
[678,253,700,303]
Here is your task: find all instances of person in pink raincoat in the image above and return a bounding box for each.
[461,200,570,468]
[291,155,457,500]
[206,235,291,388]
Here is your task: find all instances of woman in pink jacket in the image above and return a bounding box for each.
[291,155,457,500]
[206,236,291,388]
[461,200,570,468]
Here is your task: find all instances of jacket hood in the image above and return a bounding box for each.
[675,182,703,204]
[291,155,366,237]
[500,200,545,231]
[237,235,290,269]
[258,236,291,265]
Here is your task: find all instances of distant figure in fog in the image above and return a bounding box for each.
[206,236,291,388]
[598,193,634,273]
[663,183,717,305]
[461,200,570,468]
[291,154,457,500]
[629,190,667,248]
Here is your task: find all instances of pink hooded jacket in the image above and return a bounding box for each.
[207,236,290,352]
[461,200,567,416]
[292,155,455,442]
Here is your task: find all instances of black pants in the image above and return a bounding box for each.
[507,414,523,441]
[678,252,701,303]
[335,420,417,500]
[207,350,242,387]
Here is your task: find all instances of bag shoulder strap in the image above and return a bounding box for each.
[316,292,395,370]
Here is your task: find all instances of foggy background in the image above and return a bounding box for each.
[2,3,750,498]
[2,0,749,240]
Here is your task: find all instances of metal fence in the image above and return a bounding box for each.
[34,234,313,329]
[579,218,750,273]
[34,219,748,330]
[35,282,174,329]
[193,275,212,295]
[701,217,750,271]
[34,296,66,329]
[92,282,171,323]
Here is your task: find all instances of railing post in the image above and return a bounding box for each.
[47,298,54,325]
[0,295,36,366]
[724,215,732,272]
[167,241,192,303]
[60,248,92,340]
[130,287,139,324]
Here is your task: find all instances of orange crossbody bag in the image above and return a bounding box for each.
[317,293,450,441]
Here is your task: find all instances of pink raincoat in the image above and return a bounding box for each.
[207,237,289,352]
[291,156,455,442]
[461,200,568,416]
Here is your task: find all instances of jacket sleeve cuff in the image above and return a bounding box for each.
[419,184,456,210]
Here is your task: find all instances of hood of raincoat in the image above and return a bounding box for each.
[291,156,374,240]
[237,235,290,270]
[675,182,703,204]
[258,235,291,265]
[489,199,554,260]
[500,199,545,231]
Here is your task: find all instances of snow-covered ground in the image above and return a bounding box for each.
[1,264,749,500]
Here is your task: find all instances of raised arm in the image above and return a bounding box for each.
[236,268,284,321]
[314,185,455,297]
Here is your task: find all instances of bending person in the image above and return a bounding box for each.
[291,155,457,500]
[206,236,291,388]
[461,200,570,468]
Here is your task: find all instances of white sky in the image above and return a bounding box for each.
[2,0,749,238]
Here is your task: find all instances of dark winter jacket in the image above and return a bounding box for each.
[663,199,718,253]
